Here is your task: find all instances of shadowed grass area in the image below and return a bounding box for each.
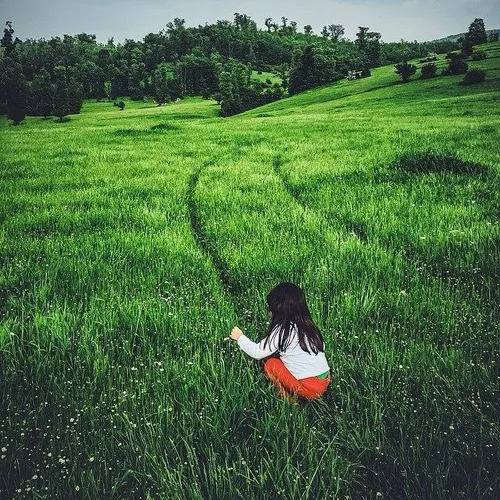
[390,151,491,175]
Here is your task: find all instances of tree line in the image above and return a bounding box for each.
[1,13,482,123]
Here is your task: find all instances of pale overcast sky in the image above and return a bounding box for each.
[1,0,498,43]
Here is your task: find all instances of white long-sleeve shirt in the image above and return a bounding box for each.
[237,325,330,380]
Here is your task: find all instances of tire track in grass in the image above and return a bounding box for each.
[185,136,321,331]
[272,149,498,315]
[186,161,243,313]
[272,153,368,243]
[271,154,301,203]
[271,151,396,329]
[272,150,495,263]
[188,151,341,332]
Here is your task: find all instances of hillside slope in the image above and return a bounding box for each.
[242,41,500,117]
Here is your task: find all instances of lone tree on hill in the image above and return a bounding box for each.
[152,64,170,105]
[467,18,488,46]
[1,21,21,55]
[443,57,468,75]
[321,24,345,42]
[303,25,313,36]
[355,26,381,71]
[462,18,487,56]
[395,60,417,83]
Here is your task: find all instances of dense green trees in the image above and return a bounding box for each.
[218,58,283,116]
[1,14,479,119]
[288,44,342,95]
[152,63,170,104]
[0,56,27,123]
[175,50,219,96]
[80,61,105,99]
[53,66,83,121]
[29,68,54,117]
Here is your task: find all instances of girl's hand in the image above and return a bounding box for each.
[230,326,243,341]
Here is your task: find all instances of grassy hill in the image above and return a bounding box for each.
[0,42,499,498]
[432,29,500,43]
[247,41,500,113]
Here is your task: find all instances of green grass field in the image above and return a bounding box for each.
[1,43,499,499]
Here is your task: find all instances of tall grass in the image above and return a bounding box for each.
[1,46,499,499]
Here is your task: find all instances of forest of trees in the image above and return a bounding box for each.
[0,13,488,122]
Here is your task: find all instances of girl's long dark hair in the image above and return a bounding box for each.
[263,282,324,354]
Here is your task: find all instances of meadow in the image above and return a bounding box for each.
[0,43,499,499]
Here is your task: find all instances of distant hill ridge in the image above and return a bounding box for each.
[432,28,499,43]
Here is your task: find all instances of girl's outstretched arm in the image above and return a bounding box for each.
[229,326,278,360]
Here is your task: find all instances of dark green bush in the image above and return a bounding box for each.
[470,50,487,61]
[462,69,486,85]
[395,61,417,83]
[150,123,180,131]
[442,58,468,75]
[421,63,437,79]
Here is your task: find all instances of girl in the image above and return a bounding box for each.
[229,282,330,402]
